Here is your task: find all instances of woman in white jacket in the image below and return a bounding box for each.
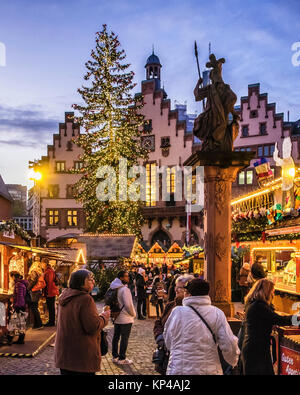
[163,278,239,375]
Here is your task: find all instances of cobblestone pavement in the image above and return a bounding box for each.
[0,301,158,375]
[0,302,243,375]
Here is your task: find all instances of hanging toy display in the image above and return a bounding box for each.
[254,158,274,187]
[295,186,300,211]
[267,206,275,225]
[275,204,283,221]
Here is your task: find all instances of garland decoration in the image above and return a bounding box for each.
[0,220,31,242]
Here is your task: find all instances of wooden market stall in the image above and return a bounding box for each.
[77,233,138,268]
[166,242,184,267]
[173,250,205,275]
[44,247,87,287]
[235,239,300,314]
[134,241,185,269]
[131,241,149,267]
[231,169,300,374]
[0,229,83,340]
[147,241,167,268]
[231,172,300,315]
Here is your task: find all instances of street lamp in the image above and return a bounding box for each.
[28,162,43,246]
[28,168,42,182]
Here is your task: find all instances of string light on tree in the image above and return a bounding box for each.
[72,24,148,235]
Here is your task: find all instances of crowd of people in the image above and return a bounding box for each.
[6,258,60,346]
[5,259,300,376]
[54,262,300,375]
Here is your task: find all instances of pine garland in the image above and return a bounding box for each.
[274,289,300,301]
[0,220,31,242]
[232,216,268,234]
[232,207,300,242]
[72,25,148,236]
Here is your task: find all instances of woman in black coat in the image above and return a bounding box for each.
[136,268,147,320]
[241,278,298,375]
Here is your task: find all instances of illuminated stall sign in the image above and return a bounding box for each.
[280,346,300,375]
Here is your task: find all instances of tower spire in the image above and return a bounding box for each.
[145,50,162,89]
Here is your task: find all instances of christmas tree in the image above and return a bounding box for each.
[72,24,148,235]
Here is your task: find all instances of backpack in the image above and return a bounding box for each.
[104,287,124,323]
[31,274,46,292]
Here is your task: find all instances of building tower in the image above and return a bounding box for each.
[145,50,162,90]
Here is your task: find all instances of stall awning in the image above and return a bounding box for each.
[0,242,66,259]
[45,248,85,266]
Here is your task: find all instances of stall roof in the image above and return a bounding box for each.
[0,241,66,258]
[45,248,85,265]
[0,241,63,255]
[139,241,150,253]
[47,233,81,243]
[77,234,137,260]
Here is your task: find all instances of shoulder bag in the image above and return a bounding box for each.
[187,305,234,375]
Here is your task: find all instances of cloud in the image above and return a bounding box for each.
[0,104,58,147]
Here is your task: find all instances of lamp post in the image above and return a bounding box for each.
[28,162,43,246]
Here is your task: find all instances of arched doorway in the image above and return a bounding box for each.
[151,229,171,249]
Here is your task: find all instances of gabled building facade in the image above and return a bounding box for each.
[31,53,204,247]
[31,112,85,242]
[138,52,203,247]
[233,83,300,198]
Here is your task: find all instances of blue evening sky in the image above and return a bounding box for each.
[0,0,299,187]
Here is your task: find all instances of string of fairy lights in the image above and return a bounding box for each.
[71,24,149,236]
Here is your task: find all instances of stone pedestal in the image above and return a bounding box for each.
[184,151,255,317]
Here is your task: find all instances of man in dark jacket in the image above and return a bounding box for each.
[247,256,267,289]
[136,268,147,320]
